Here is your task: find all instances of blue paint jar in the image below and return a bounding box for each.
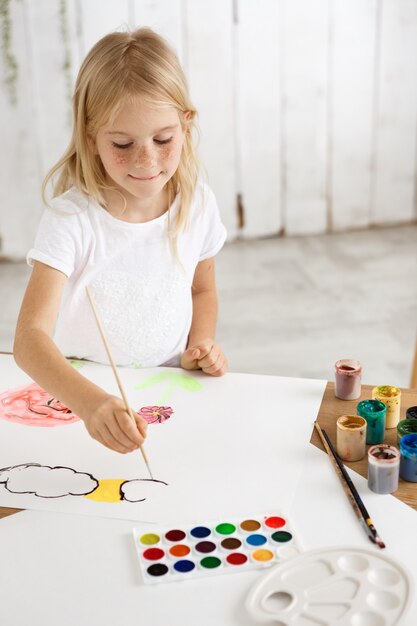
[357,400,386,444]
[399,434,417,483]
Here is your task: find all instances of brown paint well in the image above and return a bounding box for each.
[221,537,242,550]
[240,519,261,532]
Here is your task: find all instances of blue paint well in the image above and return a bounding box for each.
[190,526,211,539]
[173,559,195,573]
[246,534,267,546]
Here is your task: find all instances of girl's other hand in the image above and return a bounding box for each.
[83,395,148,454]
[181,339,228,377]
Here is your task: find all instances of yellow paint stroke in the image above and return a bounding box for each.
[84,479,124,502]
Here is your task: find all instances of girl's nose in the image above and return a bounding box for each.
[134,145,156,168]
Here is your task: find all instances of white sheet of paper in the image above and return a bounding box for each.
[0,354,327,523]
[0,445,415,626]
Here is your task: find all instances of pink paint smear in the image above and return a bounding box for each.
[0,383,80,427]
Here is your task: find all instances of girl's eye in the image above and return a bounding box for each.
[112,142,133,149]
[154,137,173,145]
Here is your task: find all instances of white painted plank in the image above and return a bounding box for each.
[0,0,41,258]
[236,0,282,238]
[282,0,329,235]
[372,0,417,224]
[78,0,129,57]
[130,0,183,64]
[66,0,84,84]
[25,1,73,177]
[185,0,237,239]
[330,0,377,231]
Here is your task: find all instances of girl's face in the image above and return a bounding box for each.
[93,95,186,212]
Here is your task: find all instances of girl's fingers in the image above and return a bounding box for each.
[197,346,220,370]
[203,353,227,376]
[96,423,132,454]
[133,413,148,439]
[106,411,137,450]
[113,410,143,447]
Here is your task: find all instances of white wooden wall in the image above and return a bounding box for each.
[1,0,417,258]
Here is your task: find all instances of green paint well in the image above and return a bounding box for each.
[215,523,236,535]
[200,556,221,569]
[135,371,203,403]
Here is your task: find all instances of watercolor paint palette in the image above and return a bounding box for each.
[246,546,413,626]
[133,512,301,584]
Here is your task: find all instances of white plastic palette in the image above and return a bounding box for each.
[246,546,413,626]
[133,512,301,584]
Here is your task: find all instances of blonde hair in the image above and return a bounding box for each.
[43,28,200,245]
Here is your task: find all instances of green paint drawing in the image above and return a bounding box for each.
[135,371,203,404]
[69,360,84,370]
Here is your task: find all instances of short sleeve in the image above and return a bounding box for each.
[27,198,83,278]
[199,186,227,261]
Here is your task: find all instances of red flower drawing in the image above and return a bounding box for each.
[137,406,173,424]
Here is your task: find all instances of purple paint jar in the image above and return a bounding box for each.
[368,445,400,494]
[334,359,362,400]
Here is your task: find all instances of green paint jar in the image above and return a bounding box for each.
[397,419,417,446]
[357,400,386,444]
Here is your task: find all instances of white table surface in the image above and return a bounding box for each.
[0,443,415,626]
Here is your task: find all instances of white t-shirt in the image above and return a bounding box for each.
[27,183,227,367]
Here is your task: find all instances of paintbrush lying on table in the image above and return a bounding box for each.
[86,287,153,480]
[314,421,385,549]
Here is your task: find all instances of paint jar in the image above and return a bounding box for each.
[399,434,417,483]
[356,400,386,445]
[371,386,401,429]
[397,419,417,446]
[336,415,367,462]
[334,359,362,400]
[367,445,400,495]
[405,406,417,420]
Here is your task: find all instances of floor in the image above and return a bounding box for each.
[1,223,416,387]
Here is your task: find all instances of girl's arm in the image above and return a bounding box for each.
[181,257,227,376]
[13,261,147,453]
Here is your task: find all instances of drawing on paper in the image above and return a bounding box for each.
[0,383,80,427]
[138,406,173,424]
[0,383,175,429]
[0,463,167,503]
[135,371,203,403]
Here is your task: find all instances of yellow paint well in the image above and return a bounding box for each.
[84,479,124,502]
[139,533,160,546]
[252,549,274,562]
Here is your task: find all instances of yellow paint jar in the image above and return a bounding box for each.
[336,415,367,462]
[372,385,401,429]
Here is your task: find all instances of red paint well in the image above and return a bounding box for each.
[226,552,248,566]
[264,516,286,529]
[143,547,165,561]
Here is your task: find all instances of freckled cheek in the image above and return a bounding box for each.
[110,148,129,166]
[160,145,182,166]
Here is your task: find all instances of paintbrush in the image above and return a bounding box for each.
[314,421,385,549]
[86,287,153,479]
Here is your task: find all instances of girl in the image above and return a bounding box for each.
[14,28,227,455]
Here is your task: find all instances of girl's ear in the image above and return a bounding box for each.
[182,111,192,131]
